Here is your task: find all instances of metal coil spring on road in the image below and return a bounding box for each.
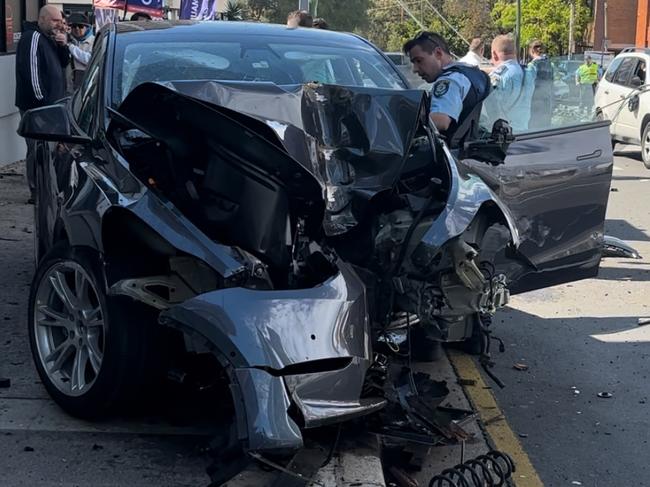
[428,450,515,487]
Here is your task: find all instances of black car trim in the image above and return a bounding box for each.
[515,120,611,141]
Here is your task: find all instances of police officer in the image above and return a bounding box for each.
[482,35,533,133]
[575,55,599,112]
[403,32,490,147]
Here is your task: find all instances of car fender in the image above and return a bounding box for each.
[420,144,520,253]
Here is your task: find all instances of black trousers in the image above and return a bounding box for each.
[19,110,37,196]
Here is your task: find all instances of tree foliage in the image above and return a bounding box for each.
[364,0,592,58]
[492,0,591,56]
[364,0,471,54]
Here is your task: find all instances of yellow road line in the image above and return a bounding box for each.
[448,350,544,487]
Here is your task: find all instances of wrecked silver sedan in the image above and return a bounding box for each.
[19,21,614,469]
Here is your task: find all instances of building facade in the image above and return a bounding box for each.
[637,0,650,47]
[1,0,44,165]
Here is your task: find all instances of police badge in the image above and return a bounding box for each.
[433,80,450,97]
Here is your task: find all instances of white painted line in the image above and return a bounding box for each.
[0,398,215,436]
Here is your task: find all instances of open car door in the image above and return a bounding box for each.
[459,120,613,294]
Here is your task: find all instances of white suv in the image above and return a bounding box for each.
[594,48,650,167]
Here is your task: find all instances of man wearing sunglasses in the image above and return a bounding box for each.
[403,32,490,147]
[66,13,95,90]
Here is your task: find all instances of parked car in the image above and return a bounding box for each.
[595,47,650,166]
[19,21,614,475]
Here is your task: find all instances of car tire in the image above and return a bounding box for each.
[642,122,650,169]
[28,244,159,418]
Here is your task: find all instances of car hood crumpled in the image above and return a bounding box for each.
[117,80,430,235]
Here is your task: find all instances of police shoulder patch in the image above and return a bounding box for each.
[433,79,450,97]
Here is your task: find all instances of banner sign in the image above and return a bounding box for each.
[94,7,122,30]
[93,0,126,10]
[126,0,164,18]
[179,0,217,20]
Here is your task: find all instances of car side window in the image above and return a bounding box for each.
[631,59,647,87]
[612,57,637,86]
[72,35,108,134]
[604,57,623,83]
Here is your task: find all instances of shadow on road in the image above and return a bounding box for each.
[605,219,650,241]
[595,266,650,282]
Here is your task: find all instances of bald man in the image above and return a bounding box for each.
[15,5,70,202]
[482,35,533,132]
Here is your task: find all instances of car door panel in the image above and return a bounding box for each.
[460,121,613,293]
[615,58,646,143]
[607,57,637,140]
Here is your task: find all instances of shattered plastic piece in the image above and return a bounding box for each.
[574,390,580,395]
[603,235,642,259]
[597,392,613,399]
[513,363,529,371]
[0,377,10,388]
[572,482,583,485]
[518,433,528,438]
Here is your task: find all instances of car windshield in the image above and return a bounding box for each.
[112,36,406,105]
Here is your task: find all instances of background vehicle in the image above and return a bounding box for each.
[18,21,614,472]
[595,47,650,166]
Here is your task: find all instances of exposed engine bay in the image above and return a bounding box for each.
[102,81,519,477]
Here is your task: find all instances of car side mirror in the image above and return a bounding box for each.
[18,104,91,144]
[460,119,515,166]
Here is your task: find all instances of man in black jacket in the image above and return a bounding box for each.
[15,5,69,202]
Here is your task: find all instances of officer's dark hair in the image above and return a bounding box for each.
[403,32,451,56]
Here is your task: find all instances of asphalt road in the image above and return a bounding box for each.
[485,145,650,486]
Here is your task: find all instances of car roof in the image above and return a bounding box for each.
[114,20,370,47]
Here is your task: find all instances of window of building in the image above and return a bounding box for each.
[1,0,42,53]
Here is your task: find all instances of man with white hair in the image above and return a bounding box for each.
[15,5,70,203]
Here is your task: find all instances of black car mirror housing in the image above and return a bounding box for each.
[18,104,91,144]
[460,119,514,166]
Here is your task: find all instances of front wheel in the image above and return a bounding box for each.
[28,244,159,418]
[642,122,650,169]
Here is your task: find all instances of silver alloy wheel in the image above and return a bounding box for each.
[644,128,650,164]
[33,261,105,397]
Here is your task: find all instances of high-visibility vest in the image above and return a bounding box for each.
[577,63,599,84]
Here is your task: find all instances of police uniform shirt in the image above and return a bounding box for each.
[484,59,530,132]
[430,64,472,124]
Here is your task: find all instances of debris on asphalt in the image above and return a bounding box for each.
[638,318,650,326]
[457,378,476,386]
[610,187,618,192]
[23,446,34,452]
[513,363,529,371]
[571,481,583,485]
[573,390,580,395]
[0,377,10,388]
[92,444,104,451]
[597,392,613,399]
[518,433,528,438]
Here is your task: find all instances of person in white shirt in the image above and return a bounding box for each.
[458,37,484,67]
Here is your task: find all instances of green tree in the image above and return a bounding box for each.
[364,0,472,54]
[225,0,245,20]
[492,0,591,56]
